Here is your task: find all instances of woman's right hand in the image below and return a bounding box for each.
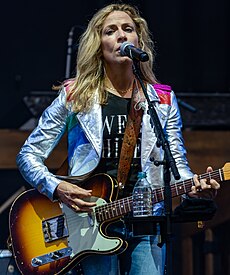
[55,181,96,212]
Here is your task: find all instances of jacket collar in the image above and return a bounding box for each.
[76,84,169,164]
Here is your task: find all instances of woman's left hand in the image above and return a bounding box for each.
[188,166,220,199]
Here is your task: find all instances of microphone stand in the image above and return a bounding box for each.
[132,60,181,275]
[65,26,75,79]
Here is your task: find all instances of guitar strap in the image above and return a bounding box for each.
[117,81,144,190]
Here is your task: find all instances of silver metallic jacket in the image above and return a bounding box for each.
[17,84,193,208]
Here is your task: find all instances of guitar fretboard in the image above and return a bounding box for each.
[95,168,224,223]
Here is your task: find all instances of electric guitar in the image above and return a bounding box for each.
[9,163,230,275]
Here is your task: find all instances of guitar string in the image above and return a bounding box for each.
[40,169,229,241]
[96,174,221,219]
[96,170,222,212]
[19,169,227,245]
[44,169,227,226]
[95,169,224,221]
[89,169,226,221]
[95,178,213,220]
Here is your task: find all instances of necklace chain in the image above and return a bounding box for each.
[104,77,134,95]
[104,85,133,95]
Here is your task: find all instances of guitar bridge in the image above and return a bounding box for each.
[31,247,72,267]
[42,214,69,242]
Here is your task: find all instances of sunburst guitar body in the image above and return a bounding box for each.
[9,164,230,274]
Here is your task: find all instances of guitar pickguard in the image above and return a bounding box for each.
[62,197,123,256]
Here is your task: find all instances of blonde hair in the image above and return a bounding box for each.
[67,3,158,113]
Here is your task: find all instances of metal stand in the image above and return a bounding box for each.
[132,60,181,275]
[65,26,75,79]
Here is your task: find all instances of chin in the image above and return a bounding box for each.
[105,57,132,68]
[118,56,132,64]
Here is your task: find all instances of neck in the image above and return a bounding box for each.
[104,67,135,97]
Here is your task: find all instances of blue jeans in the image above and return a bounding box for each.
[119,235,165,275]
[80,235,165,275]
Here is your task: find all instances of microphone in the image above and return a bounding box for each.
[120,42,149,62]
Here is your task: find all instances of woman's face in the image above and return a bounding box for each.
[101,11,139,68]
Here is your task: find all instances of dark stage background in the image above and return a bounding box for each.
[0,0,229,128]
[0,1,229,274]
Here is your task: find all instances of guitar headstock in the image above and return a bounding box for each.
[223,162,230,181]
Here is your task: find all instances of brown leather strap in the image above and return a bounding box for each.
[117,85,144,188]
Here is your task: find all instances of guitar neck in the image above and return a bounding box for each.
[156,168,224,201]
[95,168,225,223]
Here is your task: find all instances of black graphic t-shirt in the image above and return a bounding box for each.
[94,92,141,193]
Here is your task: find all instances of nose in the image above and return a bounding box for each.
[117,29,127,42]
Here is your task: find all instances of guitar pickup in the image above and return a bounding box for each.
[42,214,69,242]
[31,247,72,267]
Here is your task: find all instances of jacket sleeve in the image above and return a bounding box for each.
[166,91,194,182]
[16,88,68,200]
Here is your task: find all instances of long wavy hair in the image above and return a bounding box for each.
[66,3,158,113]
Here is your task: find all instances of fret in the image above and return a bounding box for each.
[177,183,183,195]
[107,207,112,219]
[101,208,105,222]
[182,181,186,193]
[171,184,178,197]
[109,206,115,219]
[96,209,104,222]
[152,189,158,203]
[175,183,179,196]
[121,199,126,215]
[124,197,130,215]
[106,208,111,220]
[160,187,164,200]
[187,178,194,193]
[126,198,130,214]
[103,210,108,221]
[118,200,125,216]
[113,203,118,217]
[114,201,120,216]
[123,198,127,213]
[99,209,105,220]
[97,207,108,222]
[127,197,132,212]
[182,180,188,194]
[107,205,112,217]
